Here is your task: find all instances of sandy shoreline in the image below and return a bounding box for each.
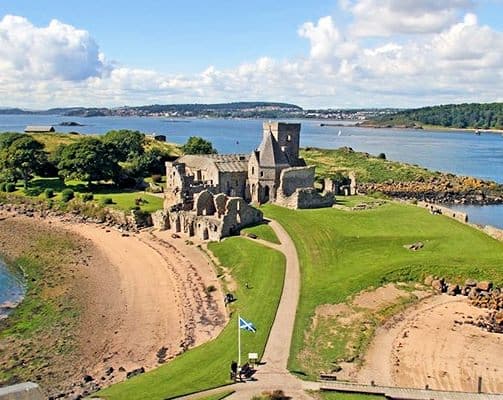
[0,210,227,397]
[357,294,503,393]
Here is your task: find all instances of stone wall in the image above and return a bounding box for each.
[279,166,316,197]
[154,190,263,240]
[0,382,43,400]
[276,187,334,209]
[418,201,468,223]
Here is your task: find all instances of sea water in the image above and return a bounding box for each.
[1,115,503,228]
[0,258,25,319]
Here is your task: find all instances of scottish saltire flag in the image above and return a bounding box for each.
[239,316,256,332]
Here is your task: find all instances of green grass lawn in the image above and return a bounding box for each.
[262,203,503,378]
[96,238,285,400]
[241,223,281,244]
[334,195,385,208]
[18,177,164,213]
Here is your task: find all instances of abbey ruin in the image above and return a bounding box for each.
[153,122,334,240]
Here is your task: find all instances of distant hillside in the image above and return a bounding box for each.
[361,102,503,130]
[0,102,303,118]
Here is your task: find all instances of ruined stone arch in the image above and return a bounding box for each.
[195,190,216,216]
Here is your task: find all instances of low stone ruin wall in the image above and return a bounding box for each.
[418,201,467,223]
[0,382,43,400]
[276,187,334,209]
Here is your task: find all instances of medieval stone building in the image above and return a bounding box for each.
[154,122,334,240]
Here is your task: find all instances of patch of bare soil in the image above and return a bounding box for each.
[300,283,426,378]
[352,283,409,310]
[357,295,503,393]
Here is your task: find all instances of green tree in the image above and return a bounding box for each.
[0,132,24,150]
[0,136,48,188]
[182,136,217,155]
[102,130,145,162]
[55,138,121,185]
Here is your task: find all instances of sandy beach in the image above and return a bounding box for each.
[0,210,227,396]
[358,294,503,393]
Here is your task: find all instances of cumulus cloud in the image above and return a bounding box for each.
[0,15,106,81]
[345,0,473,36]
[0,9,502,108]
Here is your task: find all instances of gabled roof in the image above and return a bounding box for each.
[257,132,289,167]
[176,154,249,173]
[24,125,55,133]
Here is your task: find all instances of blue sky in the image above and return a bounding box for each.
[0,0,502,108]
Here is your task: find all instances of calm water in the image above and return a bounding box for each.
[0,259,24,319]
[1,114,503,229]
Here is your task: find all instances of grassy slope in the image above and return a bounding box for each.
[262,202,503,378]
[97,238,285,400]
[300,148,437,183]
[241,223,281,244]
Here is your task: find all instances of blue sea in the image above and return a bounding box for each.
[0,259,24,319]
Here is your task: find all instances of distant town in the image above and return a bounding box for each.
[0,102,400,120]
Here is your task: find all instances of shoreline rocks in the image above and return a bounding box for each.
[424,275,502,333]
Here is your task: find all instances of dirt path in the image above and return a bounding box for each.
[179,220,318,400]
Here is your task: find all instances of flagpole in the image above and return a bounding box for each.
[238,314,241,367]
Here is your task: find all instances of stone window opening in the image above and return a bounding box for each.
[260,171,264,177]
[252,166,255,175]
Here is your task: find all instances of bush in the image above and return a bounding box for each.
[99,197,114,206]
[151,174,162,183]
[44,188,55,199]
[0,182,6,192]
[5,183,15,193]
[377,152,386,160]
[61,189,74,202]
[82,193,94,202]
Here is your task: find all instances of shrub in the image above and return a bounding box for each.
[0,182,6,192]
[61,188,74,202]
[5,183,15,193]
[377,152,386,160]
[25,187,43,196]
[151,174,162,183]
[44,188,55,199]
[99,197,113,206]
[82,192,94,202]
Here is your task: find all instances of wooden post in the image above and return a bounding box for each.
[478,376,482,393]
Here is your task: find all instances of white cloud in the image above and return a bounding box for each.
[346,0,473,36]
[0,15,106,81]
[0,10,502,109]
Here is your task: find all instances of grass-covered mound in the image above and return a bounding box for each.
[262,201,503,379]
[97,238,285,400]
[301,147,437,183]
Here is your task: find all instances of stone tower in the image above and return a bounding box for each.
[263,121,302,166]
[247,122,304,204]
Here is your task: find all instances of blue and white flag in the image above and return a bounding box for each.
[239,316,256,333]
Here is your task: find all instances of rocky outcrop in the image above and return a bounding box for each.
[359,175,503,205]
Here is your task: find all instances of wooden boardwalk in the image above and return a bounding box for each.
[320,380,503,400]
